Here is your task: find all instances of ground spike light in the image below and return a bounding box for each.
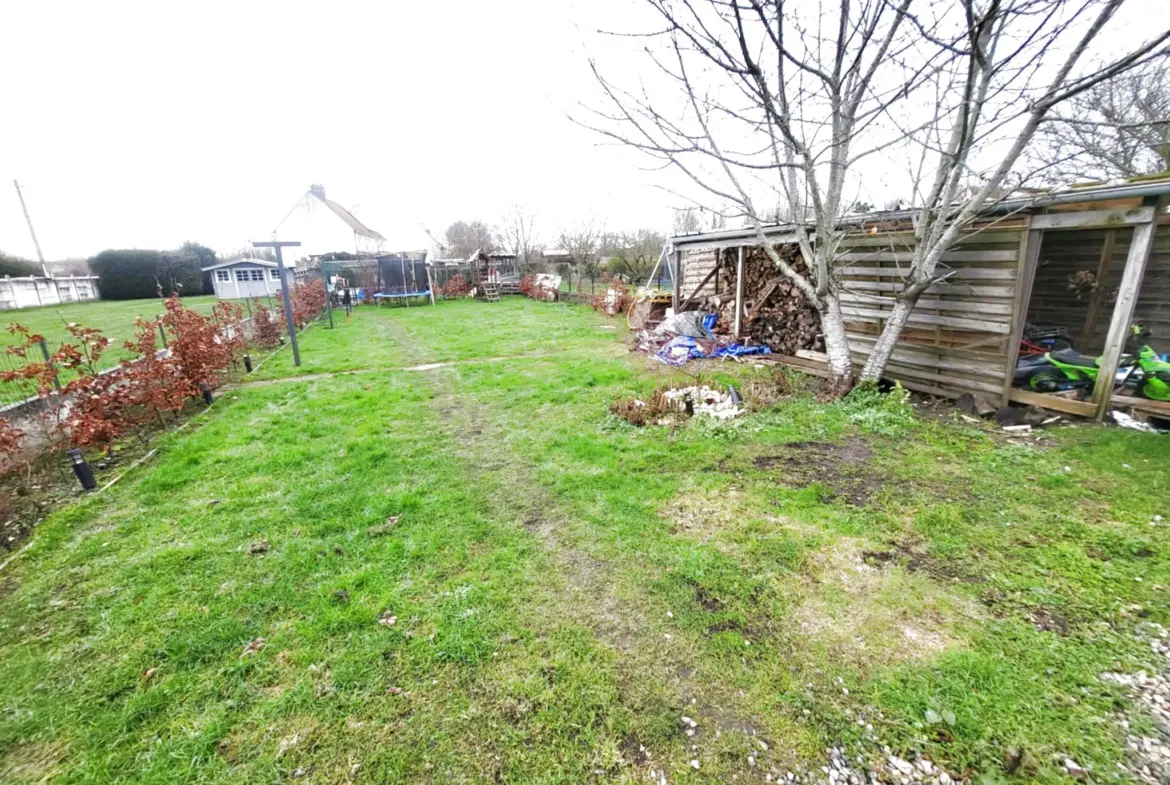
[252,240,302,367]
[68,448,96,491]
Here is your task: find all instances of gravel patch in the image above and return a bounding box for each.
[1101,622,1170,784]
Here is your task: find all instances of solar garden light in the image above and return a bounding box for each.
[199,382,214,405]
[67,448,96,491]
[243,353,253,373]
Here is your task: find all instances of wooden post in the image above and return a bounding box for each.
[425,263,437,306]
[671,249,681,312]
[1079,229,1117,348]
[1091,214,1158,421]
[733,245,745,338]
[677,264,720,313]
[1000,223,1043,406]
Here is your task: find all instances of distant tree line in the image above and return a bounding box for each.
[0,253,40,278]
[440,212,667,293]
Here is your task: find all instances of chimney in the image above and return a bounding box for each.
[310,184,326,201]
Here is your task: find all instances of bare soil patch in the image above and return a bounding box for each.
[792,540,980,666]
[861,540,984,584]
[754,437,882,505]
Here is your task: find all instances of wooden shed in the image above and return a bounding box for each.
[668,176,1170,421]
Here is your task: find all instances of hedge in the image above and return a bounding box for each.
[89,249,204,300]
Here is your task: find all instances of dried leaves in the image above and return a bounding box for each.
[610,387,675,426]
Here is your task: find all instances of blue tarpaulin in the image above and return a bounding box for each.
[655,336,771,366]
[711,344,772,359]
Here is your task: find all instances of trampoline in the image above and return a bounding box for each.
[373,290,431,305]
[375,252,434,307]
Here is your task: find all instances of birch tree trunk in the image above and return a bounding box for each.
[820,294,854,397]
[859,297,917,381]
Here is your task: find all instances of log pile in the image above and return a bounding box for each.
[708,245,822,356]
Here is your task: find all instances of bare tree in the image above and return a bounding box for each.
[601,228,667,283]
[444,220,495,260]
[497,206,541,271]
[672,204,733,234]
[1032,60,1170,181]
[672,206,704,235]
[559,219,604,293]
[585,0,1170,395]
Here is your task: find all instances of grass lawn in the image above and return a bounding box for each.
[3,297,1170,783]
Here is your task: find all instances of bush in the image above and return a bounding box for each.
[90,249,203,300]
[160,295,232,390]
[1,299,269,459]
[252,301,281,349]
[0,417,23,475]
[439,274,471,298]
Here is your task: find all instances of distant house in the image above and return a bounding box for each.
[271,184,387,261]
[202,259,295,300]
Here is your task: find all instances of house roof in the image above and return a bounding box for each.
[201,259,283,272]
[309,186,386,242]
[670,173,1170,250]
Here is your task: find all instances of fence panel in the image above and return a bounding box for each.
[0,351,39,408]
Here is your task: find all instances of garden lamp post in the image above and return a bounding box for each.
[252,241,302,367]
[68,448,96,491]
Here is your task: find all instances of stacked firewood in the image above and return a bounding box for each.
[708,245,822,356]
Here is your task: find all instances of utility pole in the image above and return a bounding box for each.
[252,240,302,367]
[13,180,46,266]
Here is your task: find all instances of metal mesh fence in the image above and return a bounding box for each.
[0,350,40,408]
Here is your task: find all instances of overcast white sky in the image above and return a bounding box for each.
[1,1,1163,261]
[0,0,671,260]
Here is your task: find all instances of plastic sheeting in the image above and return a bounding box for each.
[655,336,772,366]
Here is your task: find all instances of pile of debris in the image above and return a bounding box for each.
[711,245,822,356]
[610,384,743,426]
[633,311,772,366]
[662,385,743,420]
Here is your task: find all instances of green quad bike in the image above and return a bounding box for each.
[1015,325,1170,401]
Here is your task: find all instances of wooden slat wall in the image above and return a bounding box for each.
[836,227,1024,398]
[679,250,719,299]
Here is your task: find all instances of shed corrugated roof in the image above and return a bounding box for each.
[201,259,282,272]
[671,174,1170,249]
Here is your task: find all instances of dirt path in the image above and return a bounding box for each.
[375,319,766,775]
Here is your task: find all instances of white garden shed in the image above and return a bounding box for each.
[202,259,295,300]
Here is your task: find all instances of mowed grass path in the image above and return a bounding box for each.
[3,297,1170,783]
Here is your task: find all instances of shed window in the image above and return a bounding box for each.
[235,270,250,281]
[270,268,281,279]
[250,269,265,281]
[215,270,230,282]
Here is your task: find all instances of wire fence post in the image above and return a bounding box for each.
[39,339,61,390]
[253,241,302,367]
[158,323,168,349]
